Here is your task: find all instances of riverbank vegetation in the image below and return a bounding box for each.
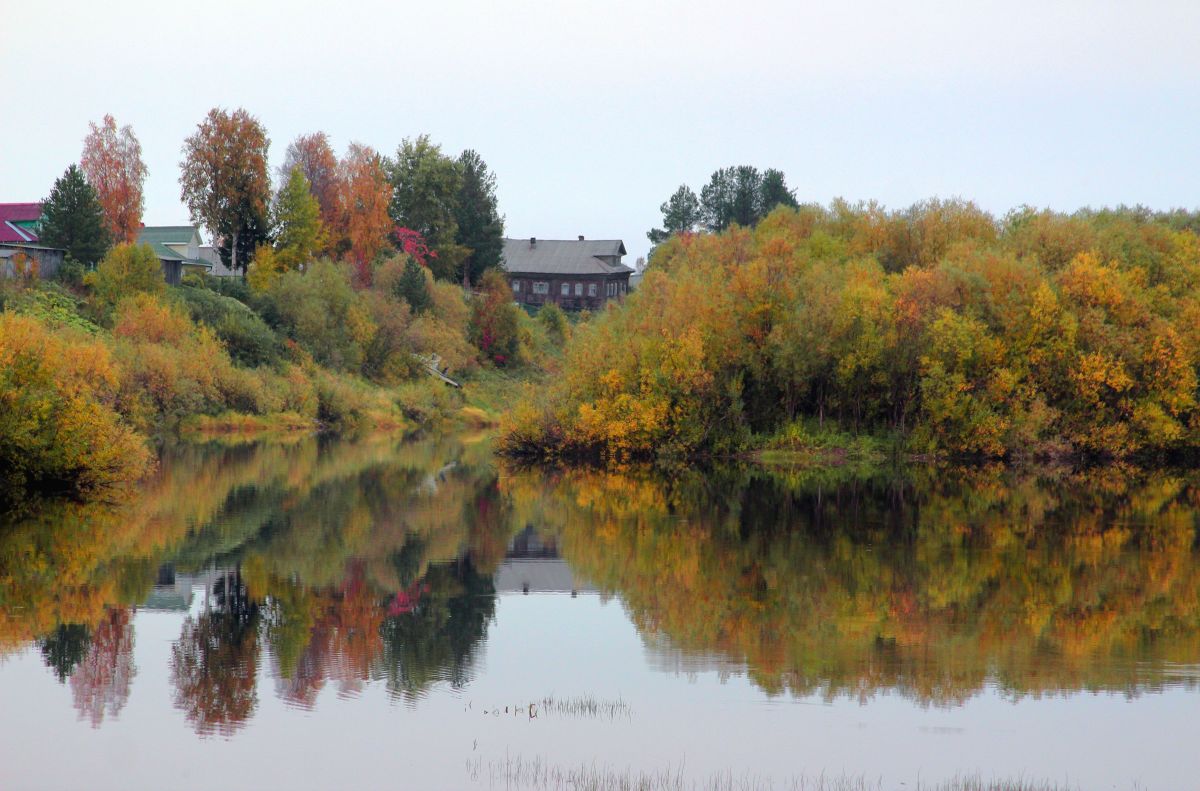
[6,434,1199,733]
[503,201,1200,463]
[1,107,560,496]
[0,245,556,497]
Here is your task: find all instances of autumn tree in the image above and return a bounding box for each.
[179,107,271,275]
[80,115,148,243]
[273,167,326,269]
[468,269,522,365]
[337,143,393,284]
[38,165,112,265]
[279,131,341,233]
[647,184,701,246]
[454,149,504,287]
[387,135,465,280]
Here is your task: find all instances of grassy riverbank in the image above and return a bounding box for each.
[0,250,556,498]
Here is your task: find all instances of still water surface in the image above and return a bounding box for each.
[1,434,1198,789]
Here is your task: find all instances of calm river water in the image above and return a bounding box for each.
[1,433,1198,790]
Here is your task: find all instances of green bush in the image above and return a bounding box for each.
[264,260,372,372]
[312,369,397,431]
[176,283,283,367]
[395,377,460,423]
[536,301,569,345]
[8,283,101,335]
[56,255,86,287]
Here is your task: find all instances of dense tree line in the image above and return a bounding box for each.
[647,165,799,246]
[508,199,1200,462]
[179,113,506,286]
[29,108,506,289]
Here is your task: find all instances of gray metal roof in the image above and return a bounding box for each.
[501,237,632,277]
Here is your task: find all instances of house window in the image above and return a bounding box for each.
[561,282,570,296]
[574,282,583,296]
[588,283,597,297]
[532,281,549,294]
[512,280,521,292]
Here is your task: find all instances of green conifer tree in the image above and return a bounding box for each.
[38,164,112,265]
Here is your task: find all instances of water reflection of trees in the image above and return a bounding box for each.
[503,463,1200,706]
[171,572,260,736]
[0,432,510,733]
[8,432,1200,726]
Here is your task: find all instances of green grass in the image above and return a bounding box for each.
[752,418,903,468]
[460,365,548,420]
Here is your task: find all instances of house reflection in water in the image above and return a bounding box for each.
[142,565,232,612]
[494,527,596,596]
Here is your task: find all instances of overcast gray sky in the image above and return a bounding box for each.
[5,0,1200,264]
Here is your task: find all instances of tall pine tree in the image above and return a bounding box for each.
[454,149,504,287]
[39,165,112,265]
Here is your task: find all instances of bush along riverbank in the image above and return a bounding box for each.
[501,201,1200,465]
[0,245,561,498]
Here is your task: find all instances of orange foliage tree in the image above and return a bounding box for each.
[179,107,271,275]
[337,143,394,285]
[80,114,148,244]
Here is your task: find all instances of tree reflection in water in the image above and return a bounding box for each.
[171,571,260,736]
[72,607,136,727]
[3,433,1200,730]
[503,463,1200,706]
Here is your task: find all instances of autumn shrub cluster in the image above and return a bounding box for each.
[1,231,566,493]
[0,312,150,493]
[503,201,1200,461]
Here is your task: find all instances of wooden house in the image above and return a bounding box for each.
[501,236,632,310]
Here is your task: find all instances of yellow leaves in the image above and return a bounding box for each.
[1057,251,1148,328]
[246,243,285,292]
[507,203,1200,461]
[1071,352,1133,405]
[86,243,165,316]
[346,302,377,348]
[113,292,192,345]
[0,312,150,492]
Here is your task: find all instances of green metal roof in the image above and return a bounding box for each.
[138,225,197,245]
[136,226,211,268]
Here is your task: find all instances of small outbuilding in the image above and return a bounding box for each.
[136,225,213,285]
[501,236,632,310]
[0,244,65,279]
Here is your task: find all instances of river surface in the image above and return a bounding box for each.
[1,433,1198,790]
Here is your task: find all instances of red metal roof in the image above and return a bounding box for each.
[0,203,42,243]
